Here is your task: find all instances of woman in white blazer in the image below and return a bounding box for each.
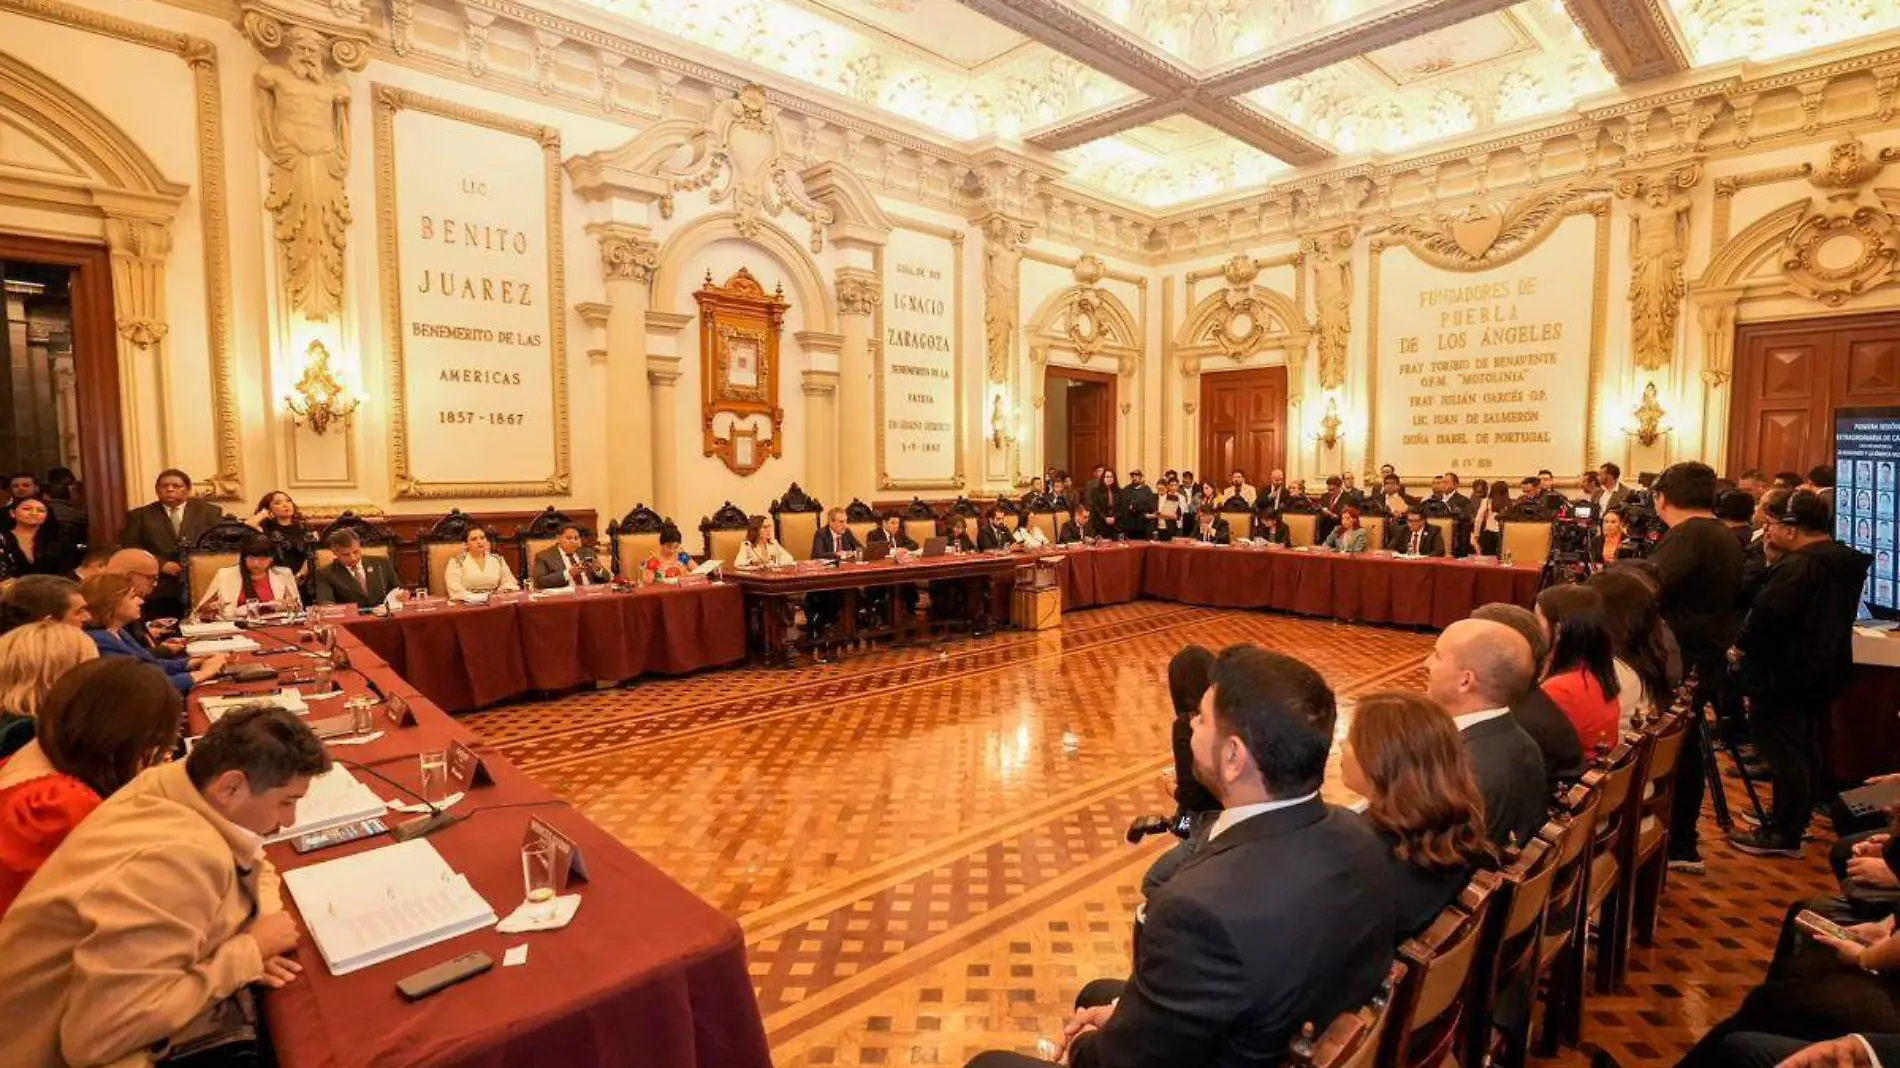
[445,526,520,600]
[193,535,303,618]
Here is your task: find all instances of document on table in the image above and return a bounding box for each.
[179,620,242,638]
[263,766,387,845]
[199,690,308,724]
[185,635,262,655]
[283,839,498,975]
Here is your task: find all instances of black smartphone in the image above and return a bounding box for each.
[396,951,493,1000]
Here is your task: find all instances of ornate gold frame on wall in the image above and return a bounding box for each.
[1365,193,1611,481]
[372,85,571,499]
[0,0,243,499]
[695,267,788,477]
[876,216,967,491]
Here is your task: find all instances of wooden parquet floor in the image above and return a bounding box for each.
[465,601,1841,1068]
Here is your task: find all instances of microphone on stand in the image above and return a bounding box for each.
[333,757,465,843]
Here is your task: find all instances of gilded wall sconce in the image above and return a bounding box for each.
[1313,395,1343,451]
[283,339,360,435]
[990,393,1015,449]
[1626,381,1670,447]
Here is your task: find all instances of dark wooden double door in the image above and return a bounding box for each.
[1200,367,1287,483]
[1730,311,1900,476]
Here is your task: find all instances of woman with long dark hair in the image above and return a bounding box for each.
[1475,481,1514,556]
[1587,568,1677,728]
[1535,585,1623,753]
[244,490,315,579]
[1089,471,1121,538]
[1343,691,1498,939]
[0,497,69,580]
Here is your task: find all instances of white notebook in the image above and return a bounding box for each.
[263,766,387,845]
[179,620,241,638]
[284,839,498,975]
[199,690,308,724]
[185,635,262,656]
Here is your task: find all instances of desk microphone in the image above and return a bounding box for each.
[333,757,466,843]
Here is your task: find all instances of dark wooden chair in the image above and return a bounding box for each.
[843,499,881,547]
[515,505,582,576]
[1587,730,1656,997]
[1464,821,1562,1067]
[1380,877,1498,1068]
[945,497,982,546]
[1534,778,1608,1055]
[1218,491,1255,541]
[698,502,751,569]
[606,503,671,582]
[1630,708,1694,950]
[770,483,824,563]
[906,497,945,547]
[418,509,491,597]
[1288,962,1406,1068]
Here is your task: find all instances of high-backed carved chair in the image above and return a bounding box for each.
[313,511,398,574]
[1288,962,1406,1068]
[907,498,945,546]
[1025,508,1059,545]
[419,510,479,597]
[608,503,669,581]
[1584,732,1653,998]
[1219,494,1255,541]
[1629,708,1693,952]
[182,519,258,614]
[1465,830,1561,1068]
[995,497,1024,531]
[947,498,983,545]
[844,499,881,547]
[770,483,824,563]
[1281,510,1319,547]
[1534,780,1607,1055]
[1361,514,1388,551]
[1499,520,1553,563]
[515,506,578,576]
[1425,516,1455,556]
[699,502,752,569]
[1381,878,1498,1068]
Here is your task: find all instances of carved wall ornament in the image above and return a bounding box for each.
[696,268,789,477]
[598,231,659,283]
[1300,227,1354,390]
[250,21,358,322]
[1779,137,1900,306]
[835,271,880,317]
[981,213,1032,385]
[103,215,174,350]
[1371,185,1607,271]
[656,84,833,252]
[1615,162,1699,372]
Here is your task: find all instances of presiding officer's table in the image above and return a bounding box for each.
[343,582,746,712]
[1050,542,1146,609]
[1141,542,1541,629]
[187,628,772,1068]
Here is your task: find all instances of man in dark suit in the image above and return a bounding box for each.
[811,507,862,560]
[1425,618,1551,848]
[1190,508,1231,545]
[1057,505,1090,545]
[1429,473,1472,520]
[1257,469,1290,513]
[313,530,405,609]
[118,468,223,618]
[966,646,1395,1068]
[1470,603,1586,790]
[977,505,1016,552]
[1390,507,1446,556]
[530,524,610,589]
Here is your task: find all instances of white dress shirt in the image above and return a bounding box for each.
[735,540,796,570]
[1451,707,1512,733]
[446,552,520,600]
[1208,789,1320,841]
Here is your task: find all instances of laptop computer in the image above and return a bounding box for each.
[921,536,948,557]
[863,540,892,562]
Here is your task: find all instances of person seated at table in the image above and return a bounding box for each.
[0,704,322,1067]
[735,515,797,570]
[0,574,88,635]
[82,575,223,694]
[812,507,863,561]
[1253,510,1291,546]
[1342,691,1499,940]
[1535,584,1622,754]
[0,657,180,915]
[0,619,97,760]
[1390,506,1445,556]
[313,529,406,610]
[1190,507,1231,546]
[1594,507,1641,564]
[192,534,302,620]
[977,505,1016,552]
[531,524,610,589]
[445,526,520,602]
[1057,504,1090,545]
[1013,516,1049,549]
[868,512,918,555]
[643,525,694,584]
[1323,506,1371,554]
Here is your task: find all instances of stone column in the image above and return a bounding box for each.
[802,366,840,506]
[648,354,682,520]
[834,269,879,502]
[588,222,658,519]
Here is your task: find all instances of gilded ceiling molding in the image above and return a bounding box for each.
[1615,162,1699,373]
[1561,0,1692,83]
[0,0,245,498]
[1300,226,1354,391]
[1370,185,1608,272]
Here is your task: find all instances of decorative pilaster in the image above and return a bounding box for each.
[103,212,178,482]
[588,221,659,518]
[801,366,841,507]
[834,267,879,502]
[648,354,683,519]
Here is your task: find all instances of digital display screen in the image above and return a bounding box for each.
[1834,407,1900,619]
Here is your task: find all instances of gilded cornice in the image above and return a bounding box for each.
[1562,0,1692,84]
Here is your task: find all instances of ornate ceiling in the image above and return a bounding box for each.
[571,0,1900,210]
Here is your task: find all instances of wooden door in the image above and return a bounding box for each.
[1731,312,1900,476]
[1200,367,1287,483]
[1047,365,1117,476]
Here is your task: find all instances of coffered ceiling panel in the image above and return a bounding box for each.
[1058,114,1290,208]
[1062,0,1388,74]
[1670,0,1900,65]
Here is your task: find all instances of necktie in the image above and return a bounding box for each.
[1410,530,1422,554]
[353,564,367,591]
[168,505,182,535]
[565,552,585,584]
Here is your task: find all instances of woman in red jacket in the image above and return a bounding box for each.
[1534,585,1623,755]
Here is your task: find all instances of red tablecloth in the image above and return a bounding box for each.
[343,584,745,712]
[1141,543,1539,624]
[189,632,771,1068]
[1051,544,1146,608]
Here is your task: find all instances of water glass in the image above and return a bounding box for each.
[418,750,449,805]
[521,841,558,921]
[346,697,374,736]
[313,660,334,686]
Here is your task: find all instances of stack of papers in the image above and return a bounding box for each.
[283,839,497,975]
[263,766,387,845]
[185,635,262,656]
[179,620,241,639]
[199,689,308,724]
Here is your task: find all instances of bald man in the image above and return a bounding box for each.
[1425,618,1551,848]
[105,548,183,654]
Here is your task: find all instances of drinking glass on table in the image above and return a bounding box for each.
[419,750,449,804]
[521,841,558,921]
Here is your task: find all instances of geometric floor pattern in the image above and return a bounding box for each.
[464,601,1841,1067]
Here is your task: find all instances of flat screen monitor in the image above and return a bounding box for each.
[1834,406,1900,619]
